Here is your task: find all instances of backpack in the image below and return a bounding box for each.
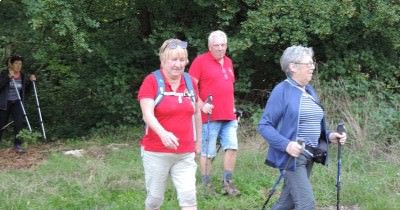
[152,69,196,106]
[143,69,198,142]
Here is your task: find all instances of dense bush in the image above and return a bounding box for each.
[0,0,399,138]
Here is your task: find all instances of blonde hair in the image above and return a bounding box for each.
[159,38,189,66]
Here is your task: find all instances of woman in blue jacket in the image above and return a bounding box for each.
[258,45,347,210]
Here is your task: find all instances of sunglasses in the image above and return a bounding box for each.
[161,39,188,53]
[294,62,317,67]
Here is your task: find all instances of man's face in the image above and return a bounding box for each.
[209,36,227,61]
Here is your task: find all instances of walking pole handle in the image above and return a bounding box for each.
[337,121,345,134]
[206,95,213,104]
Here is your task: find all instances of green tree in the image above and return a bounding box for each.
[238,0,400,94]
[0,0,398,139]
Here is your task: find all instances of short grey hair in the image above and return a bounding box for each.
[208,30,228,46]
[280,45,314,75]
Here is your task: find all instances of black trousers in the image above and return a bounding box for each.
[0,100,25,146]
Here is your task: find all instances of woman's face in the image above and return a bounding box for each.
[10,60,22,72]
[291,56,315,86]
[162,51,187,80]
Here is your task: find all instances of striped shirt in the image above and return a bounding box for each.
[8,79,22,101]
[298,92,324,147]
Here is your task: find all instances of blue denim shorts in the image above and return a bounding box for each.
[201,120,238,158]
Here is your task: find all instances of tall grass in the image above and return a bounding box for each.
[319,79,400,161]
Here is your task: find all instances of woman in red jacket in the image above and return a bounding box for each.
[137,39,202,210]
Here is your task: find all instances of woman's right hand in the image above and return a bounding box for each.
[160,131,179,150]
[8,71,14,79]
[286,141,302,157]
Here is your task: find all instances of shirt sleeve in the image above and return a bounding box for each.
[188,56,202,81]
[137,74,157,101]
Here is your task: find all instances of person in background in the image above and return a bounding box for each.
[138,38,202,210]
[258,45,347,210]
[189,30,240,197]
[0,54,36,154]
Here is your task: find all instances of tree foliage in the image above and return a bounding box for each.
[0,0,399,138]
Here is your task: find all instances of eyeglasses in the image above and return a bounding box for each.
[294,62,317,67]
[161,39,188,53]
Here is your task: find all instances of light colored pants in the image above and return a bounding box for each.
[142,151,197,209]
[271,154,315,210]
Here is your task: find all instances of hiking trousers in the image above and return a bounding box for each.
[271,154,315,210]
[0,100,25,145]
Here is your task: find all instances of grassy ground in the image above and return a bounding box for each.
[0,125,399,210]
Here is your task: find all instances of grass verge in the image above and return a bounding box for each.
[0,126,399,209]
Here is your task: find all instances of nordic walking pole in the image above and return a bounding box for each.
[1,121,14,131]
[11,78,32,132]
[261,159,290,210]
[336,121,345,210]
[32,80,47,140]
[204,95,213,178]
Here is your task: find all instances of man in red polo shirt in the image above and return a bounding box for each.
[189,30,240,196]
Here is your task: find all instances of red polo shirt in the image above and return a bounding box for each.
[189,52,236,122]
[137,70,198,153]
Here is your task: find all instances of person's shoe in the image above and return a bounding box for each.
[222,180,241,197]
[199,182,217,197]
[15,145,27,154]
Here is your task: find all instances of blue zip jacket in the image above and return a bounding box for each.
[258,78,331,171]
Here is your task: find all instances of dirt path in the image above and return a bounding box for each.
[0,144,52,170]
[0,143,128,170]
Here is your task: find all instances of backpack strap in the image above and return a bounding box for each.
[152,69,196,106]
[152,69,165,106]
[149,69,198,142]
[182,72,196,103]
[182,72,197,142]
